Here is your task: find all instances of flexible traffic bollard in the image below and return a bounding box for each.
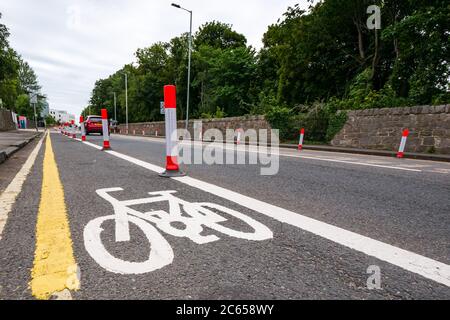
[298,128,305,151]
[101,109,111,150]
[159,85,185,178]
[71,120,76,138]
[397,129,409,158]
[80,116,86,141]
[236,128,244,145]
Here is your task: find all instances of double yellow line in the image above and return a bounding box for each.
[30,133,79,300]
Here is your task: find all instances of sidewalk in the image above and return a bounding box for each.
[0,130,42,165]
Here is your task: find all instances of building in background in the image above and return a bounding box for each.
[49,109,75,124]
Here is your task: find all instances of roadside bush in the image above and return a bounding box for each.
[265,104,300,141]
[265,100,349,143]
[201,107,227,119]
[299,102,329,142]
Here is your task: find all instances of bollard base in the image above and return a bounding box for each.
[159,170,186,178]
[102,147,112,151]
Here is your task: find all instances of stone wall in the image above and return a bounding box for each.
[331,105,450,154]
[0,109,16,131]
[115,115,271,139]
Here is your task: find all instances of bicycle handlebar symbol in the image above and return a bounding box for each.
[84,188,273,274]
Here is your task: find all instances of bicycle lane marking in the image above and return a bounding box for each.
[81,142,450,288]
[30,133,80,300]
[83,188,273,274]
[0,133,45,240]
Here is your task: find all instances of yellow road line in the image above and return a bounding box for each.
[30,133,79,300]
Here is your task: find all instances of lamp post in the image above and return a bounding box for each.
[124,73,128,132]
[171,3,192,131]
[113,92,117,122]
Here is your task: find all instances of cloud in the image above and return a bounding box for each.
[1,0,306,118]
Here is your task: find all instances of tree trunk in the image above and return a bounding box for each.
[355,21,366,63]
[371,28,381,90]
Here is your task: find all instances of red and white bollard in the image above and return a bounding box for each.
[71,120,76,138]
[101,109,111,150]
[236,128,244,145]
[80,116,86,141]
[397,129,409,158]
[298,128,305,150]
[159,85,185,178]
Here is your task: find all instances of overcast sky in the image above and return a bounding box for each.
[1,0,308,118]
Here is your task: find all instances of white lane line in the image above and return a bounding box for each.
[83,141,103,150]
[100,135,448,174]
[79,140,450,287]
[191,142,423,172]
[0,132,46,240]
[284,154,423,172]
[113,135,423,172]
[106,150,164,173]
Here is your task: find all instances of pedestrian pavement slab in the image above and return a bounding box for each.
[0,130,42,164]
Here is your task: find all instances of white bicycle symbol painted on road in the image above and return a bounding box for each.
[84,188,273,274]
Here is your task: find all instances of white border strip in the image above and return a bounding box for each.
[0,132,46,240]
[78,140,450,288]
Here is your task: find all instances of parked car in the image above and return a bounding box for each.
[84,116,104,135]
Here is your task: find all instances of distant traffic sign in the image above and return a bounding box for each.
[29,93,38,104]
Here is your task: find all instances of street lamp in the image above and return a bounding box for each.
[124,73,128,132]
[171,3,192,131]
[113,92,117,122]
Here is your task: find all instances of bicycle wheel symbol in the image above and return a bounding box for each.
[84,188,273,275]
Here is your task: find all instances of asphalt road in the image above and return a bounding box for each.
[0,131,449,300]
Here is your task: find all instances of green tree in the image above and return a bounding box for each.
[1,13,44,114]
[0,13,19,108]
[45,114,57,126]
[194,21,247,49]
[17,58,40,94]
[383,0,450,103]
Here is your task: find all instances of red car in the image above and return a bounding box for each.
[84,116,105,135]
